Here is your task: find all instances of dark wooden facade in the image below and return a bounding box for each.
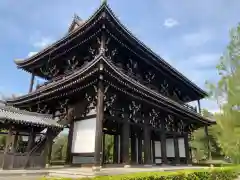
[7,2,214,168]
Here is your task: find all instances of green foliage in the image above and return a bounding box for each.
[41,167,238,180]
[51,134,68,161]
[206,23,240,163]
[190,109,222,162]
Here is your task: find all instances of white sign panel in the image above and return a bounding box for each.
[154,141,161,157]
[71,118,96,153]
[166,138,175,157]
[178,138,186,157]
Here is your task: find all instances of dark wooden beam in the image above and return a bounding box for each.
[197,100,201,114]
[137,133,142,164]
[66,122,74,165]
[204,125,211,160]
[143,119,151,165]
[120,120,130,165]
[173,134,180,165]
[113,135,119,164]
[184,133,191,164]
[94,77,104,167]
[29,73,35,93]
[131,134,137,164]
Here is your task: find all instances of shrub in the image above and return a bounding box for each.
[41,167,239,180]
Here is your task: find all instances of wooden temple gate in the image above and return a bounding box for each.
[5,1,215,169]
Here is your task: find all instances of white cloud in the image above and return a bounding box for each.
[33,37,53,49]
[27,51,38,57]
[187,53,220,69]
[163,18,179,28]
[182,30,213,47]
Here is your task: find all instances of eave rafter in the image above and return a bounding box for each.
[14,2,207,99]
[8,56,214,125]
[100,57,214,125]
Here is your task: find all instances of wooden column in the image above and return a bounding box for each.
[10,131,19,153]
[120,120,130,165]
[152,139,155,164]
[160,132,167,164]
[131,134,137,164]
[26,130,36,152]
[2,127,13,169]
[29,73,35,93]
[102,133,105,165]
[43,129,54,167]
[204,125,212,160]
[197,100,201,114]
[143,120,151,165]
[137,134,142,164]
[66,122,74,165]
[160,118,167,164]
[94,76,104,167]
[184,133,191,164]
[113,135,119,164]
[173,134,180,165]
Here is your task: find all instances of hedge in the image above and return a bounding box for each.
[41,167,239,180]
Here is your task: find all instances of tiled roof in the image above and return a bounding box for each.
[0,101,62,128]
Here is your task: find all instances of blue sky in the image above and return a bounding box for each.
[0,0,239,112]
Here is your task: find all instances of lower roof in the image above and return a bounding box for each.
[0,101,62,128]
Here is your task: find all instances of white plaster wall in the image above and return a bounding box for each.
[178,138,186,157]
[155,159,162,164]
[154,141,161,157]
[166,138,175,157]
[71,118,96,153]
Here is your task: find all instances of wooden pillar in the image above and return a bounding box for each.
[94,76,104,167]
[160,118,167,165]
[152,139,155,164]
[29,73,35,93]
[197,100,201,114]
[204,125,211,160]
[26,130,36,152]
[102,133,105,165]
[43,129,54,167]
[113,135,119,164]
[10,131,19,153]
[143,120,151,165]
[137,134,142,164]
[131,134,137,164]
[2,127,13,169]
[173,134,180,165]
[184,133,191,164]
[66,122,74,165]
[120,120,130,165]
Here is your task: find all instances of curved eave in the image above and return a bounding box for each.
[103,6,207,98]
[14,3,107,69]
[15,2,207,98]
[8,56,101,106]
[102,57,213,125]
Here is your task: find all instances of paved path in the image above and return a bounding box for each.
[0,176,42,180]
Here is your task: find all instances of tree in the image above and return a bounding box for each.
[51,134,68,161]
[206,23,240,163]
[190,109,222,162]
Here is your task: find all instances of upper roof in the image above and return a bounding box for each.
[0,100,62,128]
[14,1,207,98]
